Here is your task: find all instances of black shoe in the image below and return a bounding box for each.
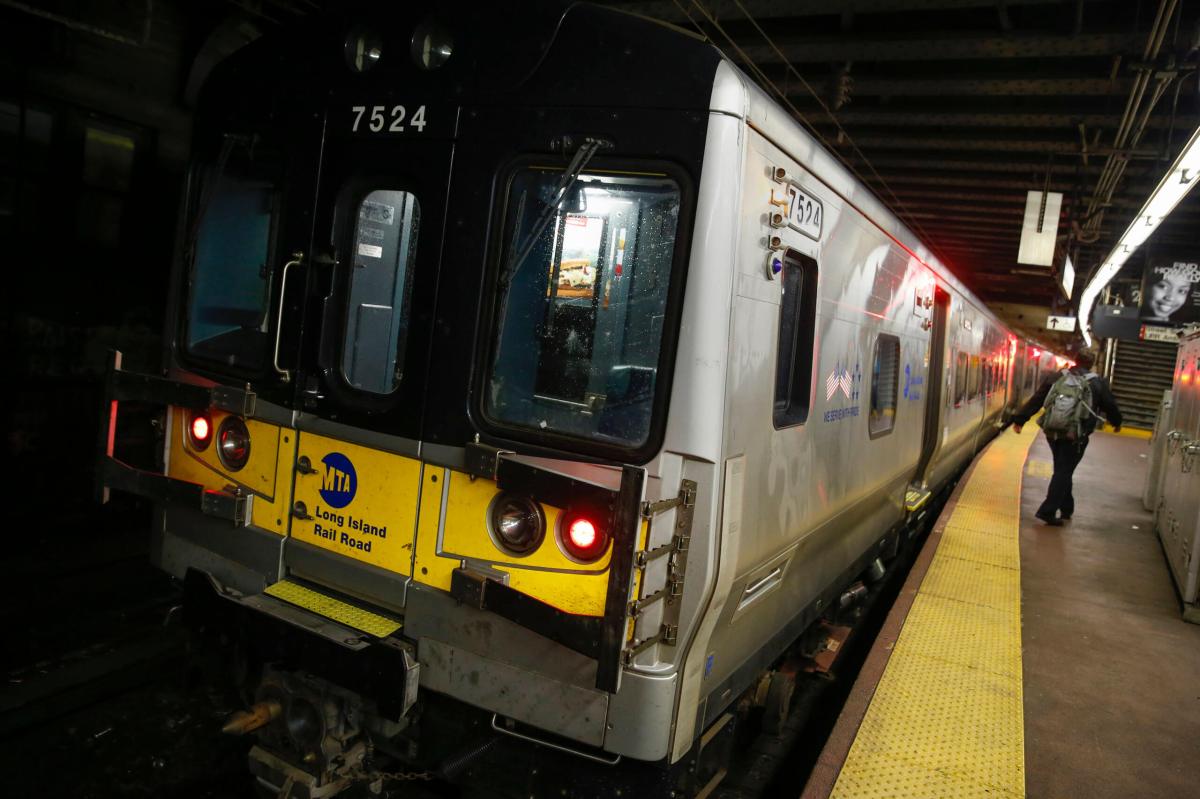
[1035,512,1063,527]
[1060,515,1072,521]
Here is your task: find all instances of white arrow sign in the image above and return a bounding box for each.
[1046,315,1077,331]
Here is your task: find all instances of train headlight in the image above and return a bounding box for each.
[188,412,212,451]
[410,16,453,71]
[344,26,383,73]
[558,509,609,563]
[216,417,251,471]
[487,493,545,556]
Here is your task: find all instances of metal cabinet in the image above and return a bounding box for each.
[1155,330,1200,623]
[1143,390,1173,511]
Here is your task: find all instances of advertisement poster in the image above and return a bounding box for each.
[1139,253,1200,325]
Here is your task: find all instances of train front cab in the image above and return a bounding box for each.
[96,6,743,797]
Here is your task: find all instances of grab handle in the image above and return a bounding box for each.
[272,252,304,382]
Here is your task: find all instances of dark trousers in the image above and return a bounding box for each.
[1038,434,1090,519]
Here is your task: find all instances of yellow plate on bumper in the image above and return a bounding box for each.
[264,580,401,638]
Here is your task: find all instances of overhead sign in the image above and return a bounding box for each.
[1140,324,1180,343]
[1046,315,1076,332]
[1060,254,1075,300]
[1018,190,1063,267]
[1139,252,1200,326]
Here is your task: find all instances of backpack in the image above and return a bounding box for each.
[1038,370,1096,440]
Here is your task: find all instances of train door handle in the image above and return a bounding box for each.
[272,251,304,383]
[296,455,316,475]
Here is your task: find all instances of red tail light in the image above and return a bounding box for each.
[188,412,212,451]
[559,510,609,563]
[568,518,596,549]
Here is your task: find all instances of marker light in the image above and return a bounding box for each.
[487,494,545,556]
[568,518,596,549]
[188,412,212,451]
[216,416,251,470]
[1079,124,1200,346]
[559,510,609,563]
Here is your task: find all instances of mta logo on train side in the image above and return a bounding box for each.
[319,452,358,509]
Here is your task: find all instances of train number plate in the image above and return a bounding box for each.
[349,104,429,134]
[785,185,823,241]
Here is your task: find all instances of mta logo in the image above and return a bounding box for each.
[318,452,357,509]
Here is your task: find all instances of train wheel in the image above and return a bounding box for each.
[761,671,795,736]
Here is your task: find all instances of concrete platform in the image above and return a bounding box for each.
[801,430,1200,798]
[1021,431,1200,798]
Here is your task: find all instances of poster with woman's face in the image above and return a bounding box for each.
[1139,257,1200,324]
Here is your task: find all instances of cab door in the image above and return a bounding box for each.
[281,101,456,607]
[159,87,326,595]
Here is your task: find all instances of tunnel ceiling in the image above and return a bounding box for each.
[600,0,1200,309]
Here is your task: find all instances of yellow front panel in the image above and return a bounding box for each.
[290,432,419,575]
[167,407,292,535]
[413,470,615,617]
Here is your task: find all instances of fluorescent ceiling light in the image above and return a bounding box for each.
[1079,124,1200,346]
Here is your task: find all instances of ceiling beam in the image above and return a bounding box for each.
[789,76,1131,98]
[842,133,1159,156]
[602,0,1073,24]
[743,31,1141,63]
[802,109,1196,130]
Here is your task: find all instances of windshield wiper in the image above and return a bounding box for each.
[499,136,611,287]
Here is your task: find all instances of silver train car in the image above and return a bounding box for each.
[97,3,1063,796]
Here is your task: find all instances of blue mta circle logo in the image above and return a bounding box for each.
[318,452,357,509]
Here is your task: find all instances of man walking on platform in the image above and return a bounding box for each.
[1012,351,1123,526]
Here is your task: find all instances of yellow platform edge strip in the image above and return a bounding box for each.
[264,580,402,639]
[830,425,1036,799]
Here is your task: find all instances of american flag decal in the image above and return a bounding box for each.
[825,365,853,401]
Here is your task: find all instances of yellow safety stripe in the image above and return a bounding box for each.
[263,580,401,639]
[831,424,1036,799]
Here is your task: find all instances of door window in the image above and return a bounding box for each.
[869,334,900,437]
[954,351,968,405]
[341,189,421,394]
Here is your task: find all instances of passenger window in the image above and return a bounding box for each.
[869,334,900,438]
[484,167,681,451]
[968,355,981,399]
[954,351,967,405]
[341,189,420,394]
[773,250,819,429]
[186,147,281,371]
[982,358,992,396]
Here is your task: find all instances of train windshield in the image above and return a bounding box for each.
[485,168,680,450]
[183,138,281,371]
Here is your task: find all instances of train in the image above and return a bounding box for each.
[97,3,1069,797]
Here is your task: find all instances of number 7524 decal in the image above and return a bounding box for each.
[350,104,428,133]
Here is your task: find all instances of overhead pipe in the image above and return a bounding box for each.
[1082,0,1179,238]
[0,0,152,47]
